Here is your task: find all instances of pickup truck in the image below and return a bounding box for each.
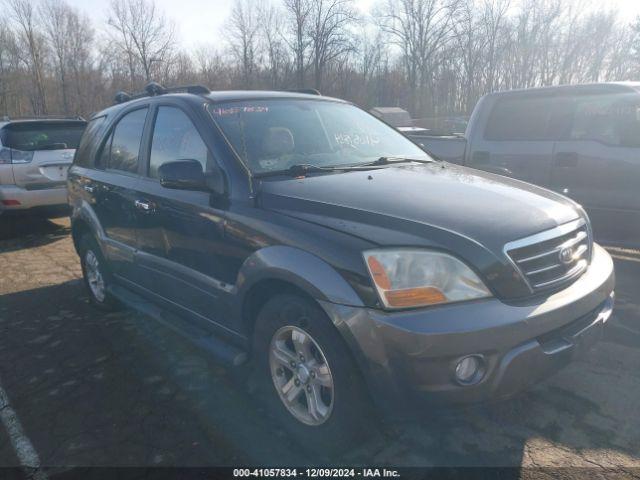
[408,83,640,247]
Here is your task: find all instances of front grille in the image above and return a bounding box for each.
[505,219,592,293]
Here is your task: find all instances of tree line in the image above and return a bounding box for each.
[1,0,640,121]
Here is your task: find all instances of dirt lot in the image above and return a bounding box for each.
[0,215,639,473]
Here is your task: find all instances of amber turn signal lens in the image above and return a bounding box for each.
[384,287,447,307]
[367,256,391,290]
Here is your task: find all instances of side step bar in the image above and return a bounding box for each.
[109,284,248,367]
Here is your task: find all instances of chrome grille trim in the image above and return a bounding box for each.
[504,218,592,294]
[515,230,587,264]
[532,260,588,289]
[527,263,562,276]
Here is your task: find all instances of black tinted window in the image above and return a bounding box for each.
[485,96,555,141]
[149,107,209,178]
[570,94,640,147]
[106,108,148,174]
[1,121,86,151]
[74,117,106,167]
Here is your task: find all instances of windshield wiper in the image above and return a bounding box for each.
[360,156,435,167]
[253,158,420,179]
[253,163,343,178]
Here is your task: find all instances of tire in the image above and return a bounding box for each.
[79,234,120,311]
[253,293,373,454]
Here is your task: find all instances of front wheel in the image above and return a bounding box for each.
[269,324,335,426]
[253,294,373,453]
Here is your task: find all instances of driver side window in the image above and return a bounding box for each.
[149,106,210,178]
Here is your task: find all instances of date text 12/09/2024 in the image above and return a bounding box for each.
[233,469,401,478]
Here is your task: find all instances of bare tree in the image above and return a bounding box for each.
[283,0,313,87]
[66,8,95,114]
[376,0,461,115]
[451,0,484,112]
[259,1,288,88]
[607,20,635,80]
[0,19,17,114]
[228,0,260,88]
[195,45,229,89]
[107,0,176,87]
[1,0,639,121]
[5,0,48,114]
[353,28,388,106]
[40,0,73,112]
[480,0,510,93]
[308,0,357,90]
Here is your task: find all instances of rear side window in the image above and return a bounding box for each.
[100,108,148,174]
[149,106,210,178]
[569,94,640,147]
[0,121,86,151]
[484,96,555,141]
[74,117,106,167]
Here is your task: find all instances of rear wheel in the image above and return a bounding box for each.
[79,234,120,311]
[253,294,372,453]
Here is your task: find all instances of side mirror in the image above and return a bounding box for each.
[158,159,208,191]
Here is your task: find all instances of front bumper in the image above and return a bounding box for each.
[321,244,615,413]
[0,184,67,210]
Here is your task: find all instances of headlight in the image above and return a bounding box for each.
[363,249,491,309]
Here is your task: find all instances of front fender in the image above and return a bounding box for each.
[235,245,365,308]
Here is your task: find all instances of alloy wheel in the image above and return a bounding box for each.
[85,250,106,303]
[269,325,334,426]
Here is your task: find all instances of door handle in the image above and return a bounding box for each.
[134,199,154,212]
[83,185,95,193]
[555,152,578,167]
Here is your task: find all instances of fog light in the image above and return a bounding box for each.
[454,355,484,385]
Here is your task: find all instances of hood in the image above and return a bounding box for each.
[258,162,580,256]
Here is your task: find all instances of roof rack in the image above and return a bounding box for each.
[1,114,85,121]
[114,82,211,104]
[287,88,321,96]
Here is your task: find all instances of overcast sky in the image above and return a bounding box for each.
[64,0,640,50]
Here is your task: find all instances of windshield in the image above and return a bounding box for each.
[208,99,430,174]
[1,121,86,151]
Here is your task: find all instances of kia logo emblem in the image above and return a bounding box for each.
[559,246,574,265]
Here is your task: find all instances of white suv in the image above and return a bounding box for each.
[0,117,86,214]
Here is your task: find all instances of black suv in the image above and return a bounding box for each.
[69,83,615,447]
